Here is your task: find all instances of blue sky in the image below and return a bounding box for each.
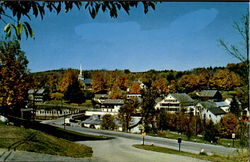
[20,2,248,72]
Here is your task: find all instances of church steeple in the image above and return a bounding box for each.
[78,65,84,81]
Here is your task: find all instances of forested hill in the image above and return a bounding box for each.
[29,62,248,107]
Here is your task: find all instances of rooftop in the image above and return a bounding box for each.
[169,93,194,103]
[197,90,219,97]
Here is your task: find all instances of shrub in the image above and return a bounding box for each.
[101,114,116,130]
[157,130,167,137]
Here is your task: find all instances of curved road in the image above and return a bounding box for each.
[42,119,238,161]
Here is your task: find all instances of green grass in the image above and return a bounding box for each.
[133,144,249,162]
[155,130,246,148]
[0,124,93,158]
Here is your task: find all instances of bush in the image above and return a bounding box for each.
[50,92,64,100]
[203,120,219,143]
[101,114,116,130]
[157,130,167,137]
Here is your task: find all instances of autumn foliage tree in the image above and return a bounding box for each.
[177,74,198,92]
[128,82,142,94]
[219,113,238,138]
[209,69,241,90]
[152,78,167,94]
[59,69,76,92]
[110,83,123,99]
[92,72,108,93]
[0,40,30,116]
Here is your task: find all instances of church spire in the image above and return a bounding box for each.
[78,64,84,81]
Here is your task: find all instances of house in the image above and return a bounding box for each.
[98,99,124,112]
[28,89,49,103]
[196,101,226,123]
[155,93,195,113]
[196,90,222,101]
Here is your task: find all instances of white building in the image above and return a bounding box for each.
[196,101,226,123]
[155,93,195,113]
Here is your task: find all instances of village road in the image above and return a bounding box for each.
[45,118,237,156]
[76,137,207,162]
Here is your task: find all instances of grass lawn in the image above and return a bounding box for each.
[133,144,248,162]
[155,130,247,148]
[0,124,93,158]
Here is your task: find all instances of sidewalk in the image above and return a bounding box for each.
[0,149,94,161]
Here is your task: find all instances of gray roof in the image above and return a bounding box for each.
[100,99,124,105]
[208,107,226,115]
[84,79,92,84]
[36,89,46,94]
[215,101,229,107]
[82,115,102,125]
[115,117,141,128]
[155,97,164,103]
[199,101,217,109]
[28,89,35,94]
[198,90,218,97]
[170,93,194,103]
[28,89,46,94]
[199,101,226,115]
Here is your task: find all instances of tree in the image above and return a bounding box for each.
[196,68,211,89]
[152,78,167,94]
[128,82,142,94]
[229,96,241,117]
[209,69,241,90]
[204,120,219,143]
[177,74,198,93]
[92,72,108,93]
[219,14,249,65]
[64,79,84,104]
[117,74,129,91]
[59,69,76,92]
[219,13,249,109]
[237,121,249,147]
[0,40,30,116]
[0,1,156,40]
[158,111,168,130]
[101,114,116,130]
[118,99,138,132]
[141,89,158,133]
[219,113,238,138]
[110,83,123,99]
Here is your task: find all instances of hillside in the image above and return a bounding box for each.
[0,124,93,158]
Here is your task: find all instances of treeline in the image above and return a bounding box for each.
[29,62,248,106]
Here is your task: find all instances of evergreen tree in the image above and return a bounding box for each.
[229,96,241,117]
[141,89,158,133]
[64,79,84,103]
[204,120,219,143]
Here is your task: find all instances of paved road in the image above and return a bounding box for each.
[50,123,237,156]
[76,137,207,162]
